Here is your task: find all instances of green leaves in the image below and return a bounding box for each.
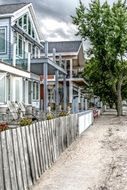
[72,0,127,108]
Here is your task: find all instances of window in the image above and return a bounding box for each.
[23,14,27,31]
[33,82,39,100]
[34,46,39,58]
[18,35,23,57]
[18,17,22,27]
[32,45,35,58]
[28,42,32,53]
[0,28,6,53]
[17,14,38,40]
[28,17,31,35]
[32,28,35,38]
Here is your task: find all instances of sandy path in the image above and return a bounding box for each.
[31,110,127,190]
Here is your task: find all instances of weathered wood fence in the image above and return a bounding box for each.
[0,114,79,190]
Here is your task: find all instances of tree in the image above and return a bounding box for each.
[72,0,127,116]
[84,59,116,108]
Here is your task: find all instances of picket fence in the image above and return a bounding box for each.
[0,114,79,190]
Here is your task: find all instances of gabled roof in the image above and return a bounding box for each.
[47,41,82,54]
[0,3,29,14]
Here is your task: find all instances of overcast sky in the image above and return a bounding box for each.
[0,0,115,41]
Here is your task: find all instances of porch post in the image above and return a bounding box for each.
[13,43,16,67]
[10,76,16,102]
[81,97,84,111]
[85,99,88,110]
[78,87,81,111]
[55,70,59,111]
[53,48,56,62]
[45,41,48,58]
[69,81,73,103]
[28,52,31,72]
[43,62,48,112]
[70,59,73,78]
[63,74,67,111]
[59,54,62,67]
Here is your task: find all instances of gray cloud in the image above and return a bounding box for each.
[0,0,116,41]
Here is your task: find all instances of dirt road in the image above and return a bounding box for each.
[31,110,127,190]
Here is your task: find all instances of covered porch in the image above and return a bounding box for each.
[31,56,67,112]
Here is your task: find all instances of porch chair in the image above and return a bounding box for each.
[18,102,39,121]
[0,105,9,122]
[7,101,21,124]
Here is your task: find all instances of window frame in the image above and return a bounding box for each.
[33,82,39,100]
[0,27,7,54]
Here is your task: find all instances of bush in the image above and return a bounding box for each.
[0,122,8,132]
[46,112,54,120]
[19,118,32,126]
[59,111,69,117]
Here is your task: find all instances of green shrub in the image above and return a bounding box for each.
[59,111,69,117]
[46,112,54,120]
[19,118,32,126]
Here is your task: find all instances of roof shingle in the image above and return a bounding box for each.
[0,3,29,15]
[43,41,82,54]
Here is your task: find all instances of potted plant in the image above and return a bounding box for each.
[0,122,8,132]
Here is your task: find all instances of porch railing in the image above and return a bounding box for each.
[0,40,30,72]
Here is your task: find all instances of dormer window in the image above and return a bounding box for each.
[17,13,37,40]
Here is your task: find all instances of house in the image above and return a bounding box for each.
[0,2,66,113]
[0,2,42,108]
[42,41,88,112]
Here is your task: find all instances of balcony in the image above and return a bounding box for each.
[0,40,30,72]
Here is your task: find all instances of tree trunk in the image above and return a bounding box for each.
[116,80,123,116]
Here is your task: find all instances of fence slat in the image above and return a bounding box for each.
[55,118,60,158]
[25,126,36,184]
[33,124,41,177]
[49,120,55,162]
[35,122,43,174]
[17,128,28,190]
[38,122,45,172]
[21,127,33,188]
[6,130,18,190]
[0,134,5,190]
[44,121,50,167]
[1,131,11,190]
[29,125,39,181]
[12,129,24,190]
[42,121,49,170]
[47,121,53,165]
